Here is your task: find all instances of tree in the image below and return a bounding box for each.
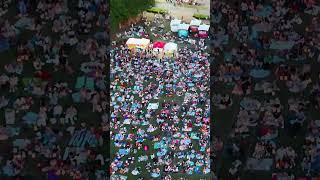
[110,0,155,31]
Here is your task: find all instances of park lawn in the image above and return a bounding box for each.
[110,47,210,178]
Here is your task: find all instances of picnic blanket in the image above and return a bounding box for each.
[13,139,30,149]
[133,85,142,91]
[191,132,200,140]
[2,164,15,176]
[270,40,295,50]
[264,56,285,64]
[252,23,273,32]
[119,149,129,155]
[224,52,232,62]
[255,5,273,17]
[0,39,9,53]
[63,147,70,160]
[22,112,38,124]
[115,134,124,141]
[156,148,167,157]
[85,77,95,90]
[68,130,97,148]
[246,158,273,170]
[5,109,15,125]
[240,98,261,110]
[72,92,81,102]
[304,5,320,15]
[250,69,270,78]
[311,155,320,171]
[254,82,272,91]
[22,77,41,87]
[110,175,127,180]
[123,119,131,125]
[147,103,159,110]
[75,76,85,89]
[154,141,167,149]
[48,170,58,180]
[288,81,307,93]
[138,155,148,162]
[75,76,95,90]
[14,17,34,30]
[151,172,160,178]
[0,99,9,109]
[5,126,20,137]
[188,83,195,87]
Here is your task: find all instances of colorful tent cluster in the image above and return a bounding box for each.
[126,39,178,56]
[151,41,178,57]
[170,19,210,38]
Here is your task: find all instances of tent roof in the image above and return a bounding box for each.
[126,38,150,45]
[178,23,190,30]
[164,42,178,51]
[153,41,166,48]
[190,19,202,26]
[198,24,210,31]
[170,19,181,25]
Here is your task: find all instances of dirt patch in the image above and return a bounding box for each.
[111,14,144,38]
[119,14,144,30]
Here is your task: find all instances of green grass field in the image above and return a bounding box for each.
[110,18,211,179]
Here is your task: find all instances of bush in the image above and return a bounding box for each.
[193,13,209,20]
[146,7,167,14]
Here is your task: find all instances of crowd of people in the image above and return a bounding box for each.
[110,16,210,179]
[2,0,320,179]
[0,0,109,179]
[211,0,320,179]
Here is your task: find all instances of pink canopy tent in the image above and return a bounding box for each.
[153,41,166,49]
[198,24,210,38]
[198,31,208,38]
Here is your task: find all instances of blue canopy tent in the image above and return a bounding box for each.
[178,23,189,38]
[178,29,188,38]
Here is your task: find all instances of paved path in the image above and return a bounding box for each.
[155,0,209,21]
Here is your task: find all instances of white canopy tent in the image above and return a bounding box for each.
[126,38,150,49]
[178,23,190,30]
[164,42,178,54]
[170,19,181,32]
[198,24,210,31]
[190,19,202,26]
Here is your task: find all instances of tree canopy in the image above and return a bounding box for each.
[110,0,155,31]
